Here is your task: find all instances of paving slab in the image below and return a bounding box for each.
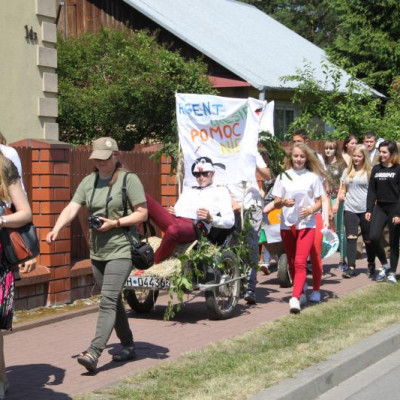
[4,254,373,399]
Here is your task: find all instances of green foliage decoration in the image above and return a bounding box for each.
[164,237,222,321]
[163,214,255,321]
[258,130,287,177]
[57,28,215,149]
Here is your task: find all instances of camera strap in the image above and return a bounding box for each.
[88,172,114,218]
[121,172,155,243]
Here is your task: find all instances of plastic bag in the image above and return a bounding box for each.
[321,228,339,259]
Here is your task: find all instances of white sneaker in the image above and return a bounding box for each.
[387,272,397,285]
[309,291,321,303]
[289,297,301,314]
[259,263,270,275]
[376,264,390,282]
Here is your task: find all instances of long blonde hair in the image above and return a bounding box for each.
[285,142,327,178]
[0,153,11,201]
[346,144,371,180]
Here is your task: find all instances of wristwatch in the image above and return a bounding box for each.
[0,217,6,228]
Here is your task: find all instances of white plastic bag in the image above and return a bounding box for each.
[321,228,339,259]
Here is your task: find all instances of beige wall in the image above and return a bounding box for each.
[0,0,58,143]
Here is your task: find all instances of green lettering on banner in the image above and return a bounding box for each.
[220,137,241,154]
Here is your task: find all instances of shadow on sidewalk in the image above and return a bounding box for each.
[72,341,170,375]
[6,364,70,400]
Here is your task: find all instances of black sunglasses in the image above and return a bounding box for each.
[193,171,211,178]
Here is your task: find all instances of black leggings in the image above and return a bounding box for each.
[344,211,376,268]
[369,203,400,273]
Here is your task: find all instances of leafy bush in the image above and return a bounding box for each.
[57,28,215,149]
[282,61,400,141]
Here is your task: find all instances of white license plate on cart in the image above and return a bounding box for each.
[125,274,170,289]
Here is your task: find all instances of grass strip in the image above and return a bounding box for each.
[75,283,400,400]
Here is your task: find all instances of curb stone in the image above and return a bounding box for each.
[250,321,400,400]
[6,289,169,335]
[4,304,99,335]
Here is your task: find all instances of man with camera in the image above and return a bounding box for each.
[146,156,235,263]
[46,137,148,373]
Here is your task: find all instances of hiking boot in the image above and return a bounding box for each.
[309,291,321,303]
[376,264,390,282]
[289,297,300,314]
[244,289,256,305]
[342,267,357,279]
[387,272,397,285]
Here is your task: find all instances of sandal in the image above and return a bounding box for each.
[112,345,136,362]
[77,351,98,372]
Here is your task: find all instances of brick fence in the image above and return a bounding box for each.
[10,139,177,310]
[10,138,328,310]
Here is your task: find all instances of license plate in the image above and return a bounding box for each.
[125,275,171,289]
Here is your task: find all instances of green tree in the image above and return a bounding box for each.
[281,61,396,140]
[57,29,215,149]
[242,0,338,48]
[327,0,400,96]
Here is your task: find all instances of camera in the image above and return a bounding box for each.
[88,214,105,229]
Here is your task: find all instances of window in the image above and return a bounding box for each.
[273,103,298,140]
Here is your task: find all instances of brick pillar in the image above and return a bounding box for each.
[160,156,179,206]
[13,139,73,306]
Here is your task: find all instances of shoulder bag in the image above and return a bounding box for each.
[122,173,154,270]
[0,202,40,266]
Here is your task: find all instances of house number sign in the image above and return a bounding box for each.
[24,25,38,41]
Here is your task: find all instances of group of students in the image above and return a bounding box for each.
[0,131,398,388]
[261,130,400,314]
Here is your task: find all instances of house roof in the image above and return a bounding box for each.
[124,0,383,97]
[209,76,251,88]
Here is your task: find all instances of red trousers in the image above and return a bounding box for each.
[145,194,196,263]
[281,227,315,299]
[310,213,323,291]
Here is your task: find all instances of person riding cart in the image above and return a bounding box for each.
[146,157,235,264]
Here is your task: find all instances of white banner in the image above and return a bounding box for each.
[176,93,272,187]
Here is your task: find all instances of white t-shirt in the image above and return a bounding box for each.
[174,184,234,229]
[0,144,25,192]
[227,152,266,208]
[272,168,324,230]
[341,169,369,214]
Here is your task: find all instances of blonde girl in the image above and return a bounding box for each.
[336,145,376,278]
[0,154,32,399]
[272,143,324,313]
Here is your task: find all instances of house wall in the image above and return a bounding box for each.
[0,0,58,143]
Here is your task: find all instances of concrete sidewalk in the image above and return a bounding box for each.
[4,254,374,399]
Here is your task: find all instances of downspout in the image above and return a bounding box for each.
[259,87,266,101]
